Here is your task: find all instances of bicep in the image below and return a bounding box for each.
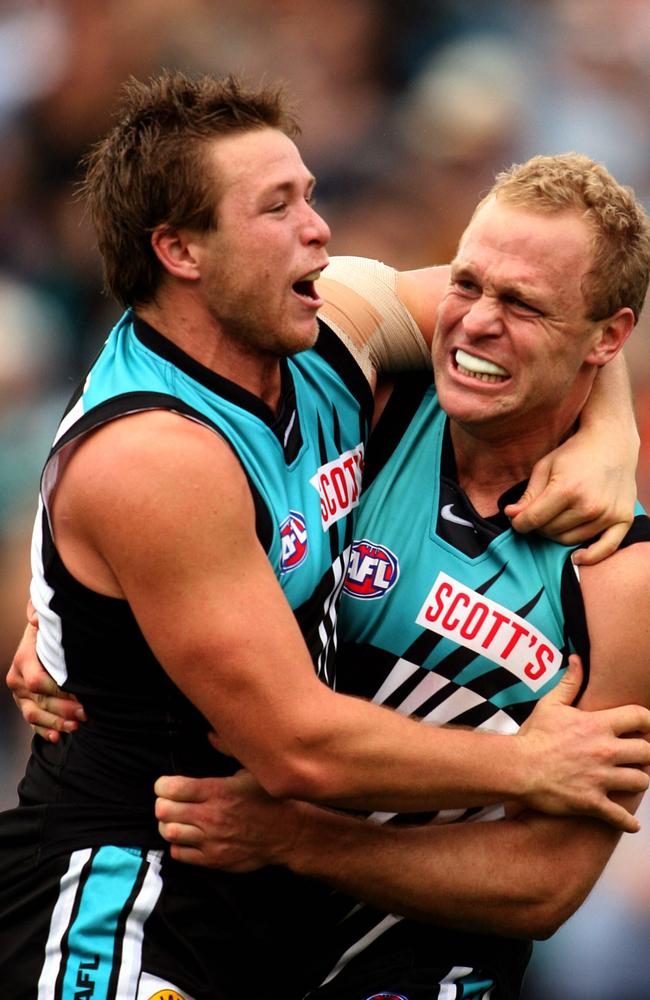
[395,264,450,347]
[57,413,325,768]
[579,542,650,711]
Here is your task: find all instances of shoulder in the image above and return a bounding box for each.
[59,408,252,521]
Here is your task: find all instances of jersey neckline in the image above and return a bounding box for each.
[132,313,303,460]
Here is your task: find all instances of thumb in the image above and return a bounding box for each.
[541,654,583,706]
[506,458,550,515]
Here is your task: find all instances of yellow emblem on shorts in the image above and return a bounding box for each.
[147,991,186,1000]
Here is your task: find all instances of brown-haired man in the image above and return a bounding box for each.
[153,154,650,999]
[3,73,649,1000]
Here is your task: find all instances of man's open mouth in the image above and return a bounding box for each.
[293,269,324,303]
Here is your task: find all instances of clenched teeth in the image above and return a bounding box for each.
[455,348,509,382]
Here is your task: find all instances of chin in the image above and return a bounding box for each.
[288,319,320,355]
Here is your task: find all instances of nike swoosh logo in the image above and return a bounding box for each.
[441,503,474,528]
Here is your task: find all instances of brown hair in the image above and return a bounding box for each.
[482,153,650,322]
[80,71,300,307]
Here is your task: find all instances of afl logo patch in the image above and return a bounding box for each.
[279,509,309,573]
[343,539,399,599]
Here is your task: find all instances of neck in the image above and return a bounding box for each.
[136,293,283,412]
[450,400,588,517]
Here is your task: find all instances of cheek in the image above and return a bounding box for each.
[438,296,467,332]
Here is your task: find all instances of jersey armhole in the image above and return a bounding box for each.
[314,319,375,426]
[45,391,274,554]
[560,514,650,705]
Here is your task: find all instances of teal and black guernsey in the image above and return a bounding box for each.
[18,309,371,848]
[316,373,650,1000]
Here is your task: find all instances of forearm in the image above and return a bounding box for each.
[240,666,648,829]
[282,802,621,939]
[267,698,532,810]
[580,352,638,449]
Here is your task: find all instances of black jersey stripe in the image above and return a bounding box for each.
[315,319,374,427]
[362,373,431,491]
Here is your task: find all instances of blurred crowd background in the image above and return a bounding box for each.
[1,1,649,995]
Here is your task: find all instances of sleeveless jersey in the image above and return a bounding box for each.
[1,311,372,995]
[21,309,371,843]
[314,374,650,999]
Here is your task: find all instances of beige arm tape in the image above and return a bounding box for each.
[317,256,431,385]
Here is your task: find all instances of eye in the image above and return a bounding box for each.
[306,193,317,207]
[268,202,287,214]
[453,278,480,295]
[505,295,541,315]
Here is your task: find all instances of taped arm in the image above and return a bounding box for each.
[317,256,437,384]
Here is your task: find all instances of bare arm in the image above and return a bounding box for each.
[157,771,627,940]
[156,543,650,937]
[28,409,650,820]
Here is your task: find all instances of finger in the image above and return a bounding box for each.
[20,699,81,733]
[32,725,64,743]
[26,598,38,627]
[589,798,641,834]
[572,523,629,566]
[154,774,215,802]
[35,694,85,722]
[7,658,61,699]
[537,514,615,545]
[610,739,650,768]
[168,843,211,866]
[155,796,203,825]
[600,767,650,795]
[538,655,583,706]
[507,489,570,534]
[158,819,203,847]
[527,509,603,540]
[604,704,650,738]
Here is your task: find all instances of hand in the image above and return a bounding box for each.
[505,437,636,565]
[6,605,86,741]
[517,656,650,832]
[155,770,304,870]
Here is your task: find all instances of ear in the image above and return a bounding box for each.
[150,226,202,282]
[585,307,635,367]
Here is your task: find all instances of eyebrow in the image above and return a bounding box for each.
[451,261,545,308]
[262,174,316,198]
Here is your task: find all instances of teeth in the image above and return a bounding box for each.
[300,270,322,282]
[455,348,508,381]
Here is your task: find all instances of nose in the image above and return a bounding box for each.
[302,202,331,247]
[462,294,503,338]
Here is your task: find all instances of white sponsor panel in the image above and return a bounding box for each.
[310,443,364,530]
[416,571,562,692]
